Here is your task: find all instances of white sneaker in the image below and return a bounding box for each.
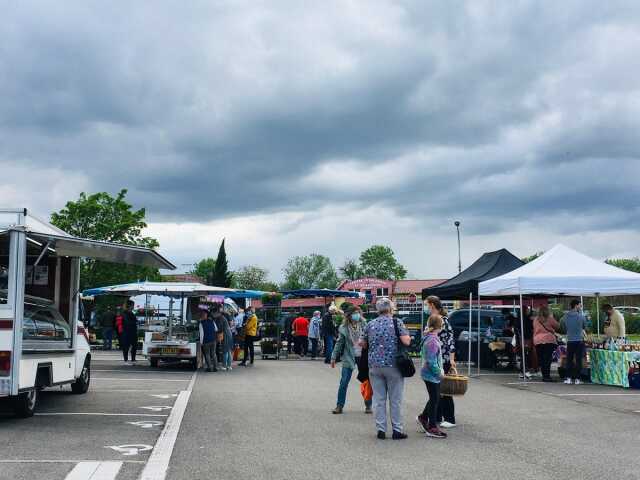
[228,366,232,371]
[574,379,581,385]
[439,421,456,429]
[564,378,572,385]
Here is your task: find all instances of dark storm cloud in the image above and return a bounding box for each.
[1,0,640,238]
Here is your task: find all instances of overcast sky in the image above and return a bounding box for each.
[2,1,639,281]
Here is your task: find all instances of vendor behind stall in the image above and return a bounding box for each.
[603,304,626,339]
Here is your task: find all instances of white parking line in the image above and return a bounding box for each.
[555,393,640,397]
[35,413,169,417]
[92,378,188,382]
[139,371,197,480]
[0,460,145,464]
[93,370,193,375]
[65,461,122,480]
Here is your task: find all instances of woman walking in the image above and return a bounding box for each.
[221,308,234,371]
[361,298,411,440]
[426,295,457,429]
[533,306,559,382]
[331,304,371,414]
[417,314,446,439]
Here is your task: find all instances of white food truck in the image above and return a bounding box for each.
[0,208,175,417]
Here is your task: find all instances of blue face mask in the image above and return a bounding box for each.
[351,313,361,322]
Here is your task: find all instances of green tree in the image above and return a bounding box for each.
[209,239,233,287]
[358,245,407,280]
[606,257,640,273]
[339,258,361,281]
[192,258,216,282]
[522,251,544,263]
[50,190,161,290]
[282,254,339,290]
[232,265,273,290]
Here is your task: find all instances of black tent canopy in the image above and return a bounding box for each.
[422,248,524,300]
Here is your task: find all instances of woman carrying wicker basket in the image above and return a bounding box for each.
[426,295,457,428]
[416,314,446,439]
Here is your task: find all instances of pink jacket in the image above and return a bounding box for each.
[533,316,559,345]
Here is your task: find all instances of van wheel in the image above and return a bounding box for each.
[149,358,159,368]
[71,359,91,394]
[13,389,38,418]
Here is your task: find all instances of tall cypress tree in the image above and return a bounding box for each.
[209,239,233,287]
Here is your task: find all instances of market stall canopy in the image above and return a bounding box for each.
[478,244,640,297]
[282,289,363,298]
[422,249,524,300]
[83,281,237,298]
[223,289,267,299]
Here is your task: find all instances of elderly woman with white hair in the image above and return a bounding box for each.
[361,297,411,440]
[308,310,322,359]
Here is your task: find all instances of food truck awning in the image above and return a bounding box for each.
[27,232,176,270]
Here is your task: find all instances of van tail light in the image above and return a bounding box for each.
[0,351,10,376]
[77,325,90,343]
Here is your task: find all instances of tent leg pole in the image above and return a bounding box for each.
[477,296,481,377]
[520,293,526,382]
[468,292,472,378]
[596,295,600,336]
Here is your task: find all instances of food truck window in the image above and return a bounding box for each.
[23,304,72,346]
[0,234,9,305]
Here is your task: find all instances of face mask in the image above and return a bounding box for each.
[351,313,361,322]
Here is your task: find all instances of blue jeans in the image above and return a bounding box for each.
[223,350,232,369]
[337,366,372,408]
[103,327,113,350]
[324,335,334,363]
[337,367,353,407]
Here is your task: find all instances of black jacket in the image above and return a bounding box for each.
[321,313,336,337]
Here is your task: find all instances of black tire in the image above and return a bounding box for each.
[149,358,159,368]
[71,358,91,394]
[13,389,38,418]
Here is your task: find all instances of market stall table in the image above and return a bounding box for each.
[590,349,640,388]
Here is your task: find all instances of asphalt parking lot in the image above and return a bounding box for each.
[2,354,640,480]
[0,351,194,480]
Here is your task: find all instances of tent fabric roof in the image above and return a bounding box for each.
[479,244,640,297]
[422,249,524,300]
[83,281,238,298]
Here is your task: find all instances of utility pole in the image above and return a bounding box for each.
[455,221,462,273]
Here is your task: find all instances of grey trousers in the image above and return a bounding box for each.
[202,341,218,370]
[369,366,405,433]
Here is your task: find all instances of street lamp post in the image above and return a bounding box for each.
[454,221,461,273]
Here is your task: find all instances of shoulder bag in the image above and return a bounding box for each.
[393,318,415,378]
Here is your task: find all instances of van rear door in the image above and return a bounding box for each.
[0,228,27,397]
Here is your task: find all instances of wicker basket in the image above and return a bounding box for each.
[440,372,469,396]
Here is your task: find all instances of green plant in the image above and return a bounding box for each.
[261,292,283,305]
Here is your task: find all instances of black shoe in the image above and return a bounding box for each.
[239,362,246,367]
[392,431,408,440]
[377,431,386,440]
[212,368,218,372]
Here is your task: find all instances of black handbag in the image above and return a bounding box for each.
[394,318,415,378]
[357,347,369,382]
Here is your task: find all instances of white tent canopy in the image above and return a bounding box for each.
[83,281,237,298]
[479,244,640,297]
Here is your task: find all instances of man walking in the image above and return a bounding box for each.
[322,306,337,364]
[100,305,116,350]
[121,300,138,363]
[292,314,310,357]
[561,299,586,385]
[199,309,218,372]
[240,307,258,366]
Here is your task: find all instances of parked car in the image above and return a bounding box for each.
[615,306,640,316]
[447,308,509,339]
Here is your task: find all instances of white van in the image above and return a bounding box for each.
[0,208,175,417]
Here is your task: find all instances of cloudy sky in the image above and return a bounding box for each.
[2,1,639,281]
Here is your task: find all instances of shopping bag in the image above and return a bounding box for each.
[360,379,373,402]
[233,346,244,361]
